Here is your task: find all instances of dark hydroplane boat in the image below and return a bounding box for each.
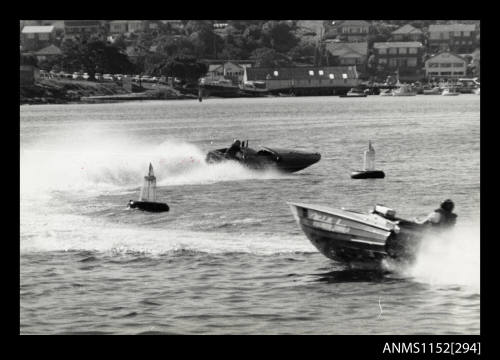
[206,140,321,173]
[288,202,437,268]
[128,163,169,213]
[351,141,385,179]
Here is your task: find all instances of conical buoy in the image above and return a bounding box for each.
[351,141,385,179]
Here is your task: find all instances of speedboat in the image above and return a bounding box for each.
[288,202,428,267]
[442,87,460,96]
[339,88,367,98]
[206,140,321,173]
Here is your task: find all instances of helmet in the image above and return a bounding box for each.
[440,199,454,212]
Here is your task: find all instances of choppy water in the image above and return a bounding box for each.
[20,95,480,334]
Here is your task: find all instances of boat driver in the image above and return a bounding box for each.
[416,199,457,227]
[226,139,242,158]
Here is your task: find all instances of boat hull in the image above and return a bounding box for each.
[288,202,423,266]
[351,170,385,179]
[128,200,169,212]
[206,146,321,173]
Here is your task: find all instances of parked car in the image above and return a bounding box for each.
[72,72,83,80]
[114,74,123,81]
[82,73,90,80]
[102,74,115,81]
[94,73,102,81]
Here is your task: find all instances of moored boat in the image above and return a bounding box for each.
[442,87,460,96]
[339,88,367,98]
[423,86,442,95]
[379,89,393,96]
[288,202,426,267]
[392,84,417,96]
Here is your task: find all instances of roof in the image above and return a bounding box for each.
[338,20,370,27]
[374,42,422,49]
[428,24,476,33]
[22,26,54,34]
[64,20,101,27]
[110,20,129,24]
[392,24,423,35]
[326,42,368,57]
[35,44,62,56]
[246,66,358,81]
[425,52,468,63]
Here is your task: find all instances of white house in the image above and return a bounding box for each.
[425,52,468,79]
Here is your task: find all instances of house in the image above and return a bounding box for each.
[425,52,467,80]
[63,20,104,39]
[391,24,423,42]
[336,20,370,42]
[109,20,128,34]
[20,64,40,85]
[21,26,55,51]
[127,20,145,33]
[373,42,424,80]
[204,61,251,84]
[244,66,360,92]
[325,42,368,70]
[428,24,478,53]
[34,44,62,62]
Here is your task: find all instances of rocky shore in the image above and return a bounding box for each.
[20,79,194,105]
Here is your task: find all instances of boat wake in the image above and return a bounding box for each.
[20,211,315,256]
[395,221,480,291]
[20,138,288,198]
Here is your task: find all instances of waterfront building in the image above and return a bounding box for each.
[21,26,55,51]
[373,41,424,81]
[325,41,368,71]
[34,44,62,62]
[336,20,370,42]
[428,24,478,53]
[244,66,360,94]
[63,20,104,40]
[204,61,252,84]
[425,52,468,80]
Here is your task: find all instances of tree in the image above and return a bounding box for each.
[250,47,292,68]
[156,56,208,84]
[59,39,136,79]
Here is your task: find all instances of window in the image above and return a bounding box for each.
[440,71,452,76]
[318,70,324,75]
[409,47,418,54]
[407,58,417,67]
[428,63,439,68]
[389,58,398,67]
[428,71,439,76]
[463,31,470,37]
[378,48,387,55]
[440,63,452,68]
[454,31,461,36]
[329,73,334,79]
[378,58,387,65]
[399,47,407,54]
[273,71,279,76]
[388,48,397,55]
[453,71,464,76]
[453,63,464,67]
[342,73,347,79]
[309,70,314,76]
[39,33,49,40]
[27,33,35,39]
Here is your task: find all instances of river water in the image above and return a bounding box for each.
[20,95,480,335]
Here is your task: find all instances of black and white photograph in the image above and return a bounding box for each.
[20,19,481,342]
